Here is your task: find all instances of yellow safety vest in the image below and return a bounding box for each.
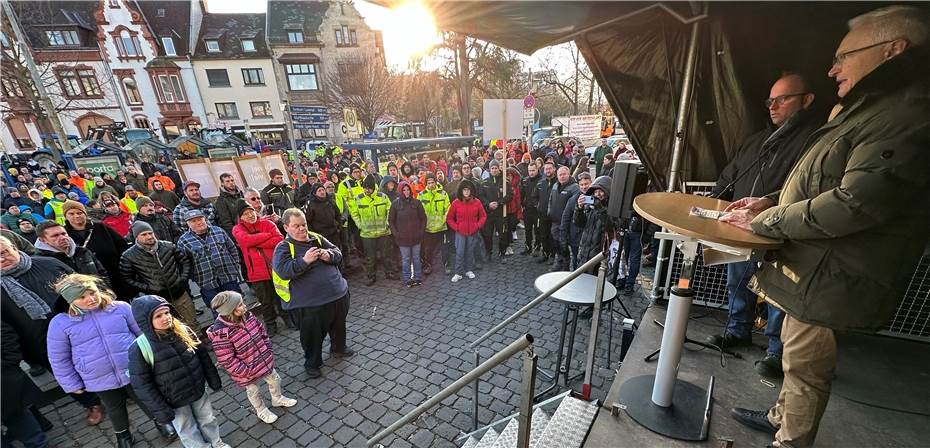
[48,200,66,225]
[271,232,323,302]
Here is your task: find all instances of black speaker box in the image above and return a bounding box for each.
[607,160,648,219]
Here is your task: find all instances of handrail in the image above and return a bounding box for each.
[367,334,535,448]
[470,252,606,349]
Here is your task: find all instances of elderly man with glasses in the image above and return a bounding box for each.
[707,71,823,379]
[724,6,930,447]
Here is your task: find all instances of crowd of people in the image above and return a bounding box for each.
[0,132,642,448]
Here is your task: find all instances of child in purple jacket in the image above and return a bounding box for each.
[47,274,170,448]
[206,291,296,424]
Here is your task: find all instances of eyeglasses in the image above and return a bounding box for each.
[832,40,893,66]
[247,197,261,201]
[764,93,808,108]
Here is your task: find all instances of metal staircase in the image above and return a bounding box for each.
[456,392,600,448]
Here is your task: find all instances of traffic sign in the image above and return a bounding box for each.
[292,114,329,123]
[523,94,535,109]
[290,105,327,115]
[293,122,330,130]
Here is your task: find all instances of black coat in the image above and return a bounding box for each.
[260,184,295,216]
[119,241,191,301]
[135,212,182,243]
[128,296,221,424]
[480,173,512,220]
[388,195,426,247]
[521,174,541,218]
[2,320,43,420]
[712,110,821,201]
[536,176,557,217]
[36,246,108,279]
[66,221,131,296]
[547,180,580,225]
[0,256,72,367]
[305,194,342,242]
[575,176,618,267]
[213,188,244,235]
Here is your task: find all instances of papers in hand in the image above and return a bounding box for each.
[689,206,730,221]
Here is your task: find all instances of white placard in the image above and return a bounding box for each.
[568,114,602,146]
[482,99,524,143]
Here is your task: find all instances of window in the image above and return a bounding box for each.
[122,78,142,104]
[205,40,220,52]
[285,64,317,91]
[205,69,230,87]
[133,116,151,129]
[109,0,120,7]
[287,30,303,44]
[215,102,238,119]
[1,78,24,97]
[335,29,343,45]
[350,30,357,46]
[7,117,34,149]
[241,39,255,52]
[156,8,165,17]
[241,68,264,85]
[59,70,82,97]
[155,74,185,103]
[78,70,101,96]
[46,30,80,46]
[118,30,140,57]
[249,102,272,118]
[162,37,176,56]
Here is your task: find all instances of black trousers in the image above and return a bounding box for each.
[421,231,443,269]
[539,217,554,256]
[481,215,511,257]
[294,293,349,369]
[362,236,397,281]
[250,280,286,326]
[97,385,154,432]
[523,212,540,250]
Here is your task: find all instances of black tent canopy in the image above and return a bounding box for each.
[377,1,922,189]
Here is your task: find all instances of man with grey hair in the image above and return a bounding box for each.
[725,6,930,447]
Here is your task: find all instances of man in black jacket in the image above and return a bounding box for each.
[119,222,198,328]
[261,169,295,217]
[34,221,108,278]
[213,173,244,237]
[134,197,181,243]
[535,162,557,263]
[304,183,342,249]
[708,72,822,379]
[520,163,542,255]
[480,160,513,261]
[548,166,580,270]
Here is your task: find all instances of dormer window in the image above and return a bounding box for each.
[46,30,80,46]
[157,8,166,17]
[241,39,255,52]
[287,30,303,44]
[205,40,220,53]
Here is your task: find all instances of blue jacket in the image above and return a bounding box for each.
[47,302,140,393]
[271,234,347,310]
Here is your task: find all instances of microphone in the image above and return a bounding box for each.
[712,113,799,199]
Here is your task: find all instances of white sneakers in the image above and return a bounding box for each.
[212,441,232,448]
[271,396,297,408]
[256,408,278,423]
[465,271,476,279]
[451,274,463,283]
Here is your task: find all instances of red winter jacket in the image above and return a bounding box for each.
[232,218,283,282]
[101,211,132,238]
[206,313,274,387]
[447,197,486,236]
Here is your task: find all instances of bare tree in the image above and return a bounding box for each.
[322,56,399,134]
[533,42,600,116]
[399,70,448,137]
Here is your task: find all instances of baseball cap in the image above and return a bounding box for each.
[184,209,205,221]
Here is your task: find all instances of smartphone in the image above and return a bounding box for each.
[581,195,595,205]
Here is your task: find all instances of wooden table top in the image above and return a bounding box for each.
[633,192,782,250]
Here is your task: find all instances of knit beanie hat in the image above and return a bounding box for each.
[234,199,253,217]
[489,160,500,168]
[362,173,378,190]
[58,281,90,304]
[471,167,482,179]
[131,220,154,239]
[211,291,244,316]
[61,200,85,216]
[135,196,154,210]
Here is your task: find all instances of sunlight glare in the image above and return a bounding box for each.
[381,2,441,64]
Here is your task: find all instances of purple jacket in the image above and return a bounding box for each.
[47,302,141,393]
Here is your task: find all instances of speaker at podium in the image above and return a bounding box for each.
[607,160,649,219]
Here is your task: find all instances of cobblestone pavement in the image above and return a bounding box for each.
[34,249,650,448]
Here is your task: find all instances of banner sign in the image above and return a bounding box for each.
[73,155,121,175]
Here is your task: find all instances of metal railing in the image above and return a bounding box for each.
[468,252,608,431]
[367,334,537,448]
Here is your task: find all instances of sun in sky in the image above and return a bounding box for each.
[206,0,440,68]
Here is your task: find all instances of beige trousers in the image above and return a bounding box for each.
[245,369,284,411]
[767,315,837,448]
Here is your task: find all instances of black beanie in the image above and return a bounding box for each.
[362,174,377,190]
[234,199,253,217]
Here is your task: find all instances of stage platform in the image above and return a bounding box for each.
[585,304,930,447]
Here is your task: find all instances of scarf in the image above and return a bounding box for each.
[0,252,51,320]
[35,238,76,257]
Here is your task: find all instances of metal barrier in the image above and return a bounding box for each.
[367,334,537,448]
[468,252,608,430]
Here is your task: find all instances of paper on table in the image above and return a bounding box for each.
[689,206,730,221]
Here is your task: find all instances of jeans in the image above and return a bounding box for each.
[399,244,422,281]
[199,280,242,318]
[619,231,642,288]
[1,407,48,448]
[454,233,479,275]
[726,260,786,356]
[172,392,221,448]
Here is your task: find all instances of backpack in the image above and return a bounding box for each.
[135,334,155,366]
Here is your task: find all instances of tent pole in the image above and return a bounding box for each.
[652,2,706,301]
